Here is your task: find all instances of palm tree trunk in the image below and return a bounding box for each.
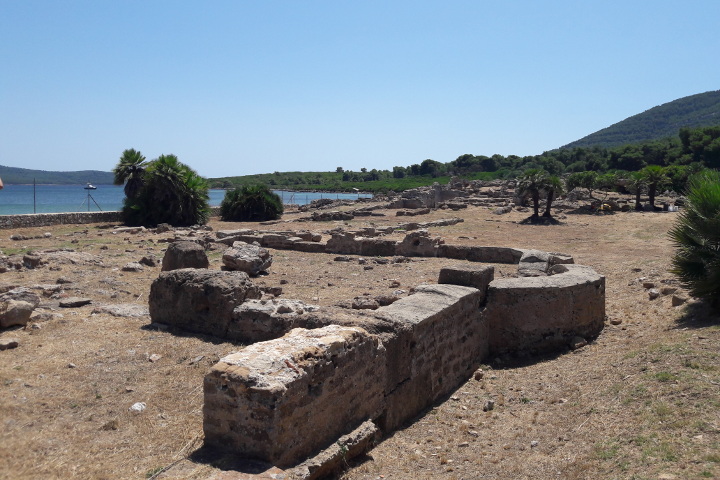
[543,189,555,217]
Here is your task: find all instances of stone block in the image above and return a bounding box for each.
[374,284,488,429]
[161,241,209,271]
[149,269,261,338]
[203,325,386,468]
[485,264,605,355]
[438,265,495,302]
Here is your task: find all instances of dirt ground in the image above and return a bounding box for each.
[0,203,718,480]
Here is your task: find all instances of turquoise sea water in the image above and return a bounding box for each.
[0,185,371,215]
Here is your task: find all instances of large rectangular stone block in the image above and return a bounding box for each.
[203,325,386,468]
[374,284,488,429]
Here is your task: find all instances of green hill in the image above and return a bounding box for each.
[0,165,115,185]
[563,90,720,149]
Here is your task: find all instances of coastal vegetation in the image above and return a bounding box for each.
[670,169,720,309]
[220,184,283,222]
[114,150,210,227]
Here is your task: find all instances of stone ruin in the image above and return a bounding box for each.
[147,232,605,478]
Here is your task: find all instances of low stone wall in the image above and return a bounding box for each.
[0,211,122,229]
[0,206,221,230]
[203,283,488,467]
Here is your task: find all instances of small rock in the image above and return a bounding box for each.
[121,262,144,272]
[671,294,688,306]
[148,354,162,363]
[129,402,146,413]
[458,442,469,448]
[474,369,484,381]
[0,338,19,350]
[100,419,119,431]
[609,318,623,325]
[188,355,204,365]
[59,297,92,308]
[569,336,587,350]
[139,256,158,267]
[642,281,656,289]
[660,286,677,295]
[530,440,539,448]
[68,363,76,368]
[56,277,72,284]
[648,289,661,300]
[482,399,495,412]
[352,297,380,310]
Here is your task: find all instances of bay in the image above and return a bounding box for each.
[0,185,371,215]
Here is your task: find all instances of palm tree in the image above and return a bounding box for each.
[669,170,720,309]
[640,165,668,209]
[517,169,548,218]
[542,175,564,218]
[625,172,647,211]
[113,149,147,198]
[118,153,210,227]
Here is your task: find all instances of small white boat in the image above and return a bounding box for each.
[84,183,97,190]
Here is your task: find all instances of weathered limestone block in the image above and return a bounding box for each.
[395,230,440,257]
[161,241,209,271]
[203,325,386,468]
[0,300,35,328]
[437,244,524,264]
[358,238,397,257]
[222,242,273,276]
[374,284,488,430]
[485,264,605,355]
[517,249,551,277]
[325,232,361,255]
[227,299,322,343]
[149,269,261,337]
[438,265,495,302]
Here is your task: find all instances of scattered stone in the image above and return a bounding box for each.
[148,354,162,363]
[569,336,588,350]
[189,355,204,365]
[609,318,623,325]
[482,399,495,412]
[91,304,149,317]
[59,297,92,308]
[139,256,158,267]
[121,262,144,272]
[0,300,35,328]
[156,223,173,233]
[129,402,146,413]
[648,289,661,300]
[161,241,209,271]
[0,338,19,350]
[334,255,353,262]
[660,286,677,295]
[222,242,273,276]
[530,440,539,448]
[671,294,688,306]
[474,369,484,381]
[68,363,76,368]
[351,297,380,310]
[56,277,73,284]
[642,281,656,289]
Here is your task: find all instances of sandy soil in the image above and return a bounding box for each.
[0,203,718,480]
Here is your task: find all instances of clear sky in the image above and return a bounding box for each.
[1,1,718,178]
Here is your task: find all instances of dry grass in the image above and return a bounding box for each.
[0,204,718,479]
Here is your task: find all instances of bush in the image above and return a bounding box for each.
[669,170,720,309]
[220,184,283,222]
[119,154,210,227]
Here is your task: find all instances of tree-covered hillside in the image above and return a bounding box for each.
[0,165,115,185]
[563,90,720,149]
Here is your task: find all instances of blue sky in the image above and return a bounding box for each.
[1,1,718,178]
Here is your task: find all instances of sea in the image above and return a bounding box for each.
[0,185,372,216]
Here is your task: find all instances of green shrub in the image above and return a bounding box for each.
[118,153,210,227]
[669,170,720,309]
[220,184,283,222]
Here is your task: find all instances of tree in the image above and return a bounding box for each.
[220,184,283,222]
[119,153,210,227]
[669,170,720,309]
[640,165,668,209]
[517,168,548,218]
[543,175,564,218]
[566,171,599,198]
[113,148,147,198]
[624,172,647,211]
